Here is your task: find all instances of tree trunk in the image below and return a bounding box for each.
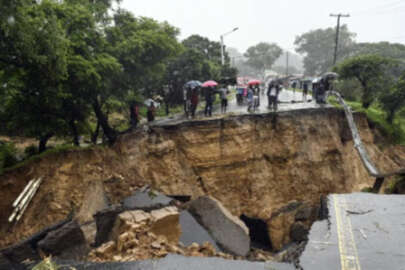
[69,119,80,146]
[387,110,395,124]
[91,120,100,144]
[165,99,170,116]
[92,99,116,145]
[38,132,54,153]
[360,81,371,109]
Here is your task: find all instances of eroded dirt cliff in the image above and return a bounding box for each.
[0,108,404,248]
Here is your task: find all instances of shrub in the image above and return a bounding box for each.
[24,144,38,158]
[0,142,18,173]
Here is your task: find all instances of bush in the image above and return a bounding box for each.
[334,78,362,101]
[0,142,18,173]
[24,144,38,158]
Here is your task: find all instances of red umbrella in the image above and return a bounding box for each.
[202,80,218,87]
[248,79,261,85]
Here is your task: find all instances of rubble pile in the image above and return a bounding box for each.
[88,205,232,262]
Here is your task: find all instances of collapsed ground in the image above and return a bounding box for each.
[0,107,404,264]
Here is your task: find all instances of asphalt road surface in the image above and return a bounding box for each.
[300,193,405,270]
[153,89,327,126]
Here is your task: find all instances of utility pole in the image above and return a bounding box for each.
[286,51,289,76]
[330,13,350,65]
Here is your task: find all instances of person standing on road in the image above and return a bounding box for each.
[267,81,281,112]
[236,87,243,105]
[190,87,199,118]
[130,102,139,129]
[292,81,297,95]
[147,102,156,122]
[253,85,260,112]
[247,86,254,112]
[219,87,229,113]
[204,86,215,117]
[303,82,309,102]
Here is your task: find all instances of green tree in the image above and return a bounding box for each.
[380,74,405,123]
[105,10,181,115]
[182,35,224,64]
[0,0,70,152]
[352,42,405,60]
[295,25,356,75]
[334,54,395,108]
[0,0,183,148]
[244,42,282,78]
[164,34,237,107]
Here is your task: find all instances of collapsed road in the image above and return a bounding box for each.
[0,91,404,270]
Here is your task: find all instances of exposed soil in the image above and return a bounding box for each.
[0,108,404,249]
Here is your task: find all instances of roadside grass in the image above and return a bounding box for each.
[328,96,405,145]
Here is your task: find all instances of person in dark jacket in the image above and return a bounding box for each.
[147,102,155,122]
[190,88,199,118]
[267,81,281,111]
[204,86,215,117]
[317,79,326,104]
[303,82,309,102]
[130,102,139,128]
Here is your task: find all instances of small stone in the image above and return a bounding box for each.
[130,223,143,232]
[147,232,157,240]
[112,255,122,261]
[200,242,216,256]
[151,241,161,249]
[188,242,200,252]
[95,241,116,257]
[256,253,267,262]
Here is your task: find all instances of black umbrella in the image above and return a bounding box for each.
[322,72,338,80]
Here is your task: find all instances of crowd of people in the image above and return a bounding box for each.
[182,79,287,119]
[184,85,230,118]
[129,75,334,128]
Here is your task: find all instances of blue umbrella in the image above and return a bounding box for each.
[184,80,202,89]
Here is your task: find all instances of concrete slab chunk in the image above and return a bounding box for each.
[187,196,250,256]
[179,210,221,251]
[123,189,173,211]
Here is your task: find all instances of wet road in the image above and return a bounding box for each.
[300,193,405,270]
[224,89,319,115]
[153,89,328,126]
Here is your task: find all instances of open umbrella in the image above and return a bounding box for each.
[322,72,338,80]
[184,80,202,89]
[202,80,218,87]
[248,79,261,85]
[144,98,159,107]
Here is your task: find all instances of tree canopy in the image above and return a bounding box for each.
[244,42,282,77]
[0,2,238,151]
[295,25,356,75]
[0,0,182,149]
[334,54,396,109]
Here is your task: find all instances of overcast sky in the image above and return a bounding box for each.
[120,0,405,53]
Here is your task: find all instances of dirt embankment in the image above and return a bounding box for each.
[0,108,404,248]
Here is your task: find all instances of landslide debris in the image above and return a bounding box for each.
[0,108,404,264]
